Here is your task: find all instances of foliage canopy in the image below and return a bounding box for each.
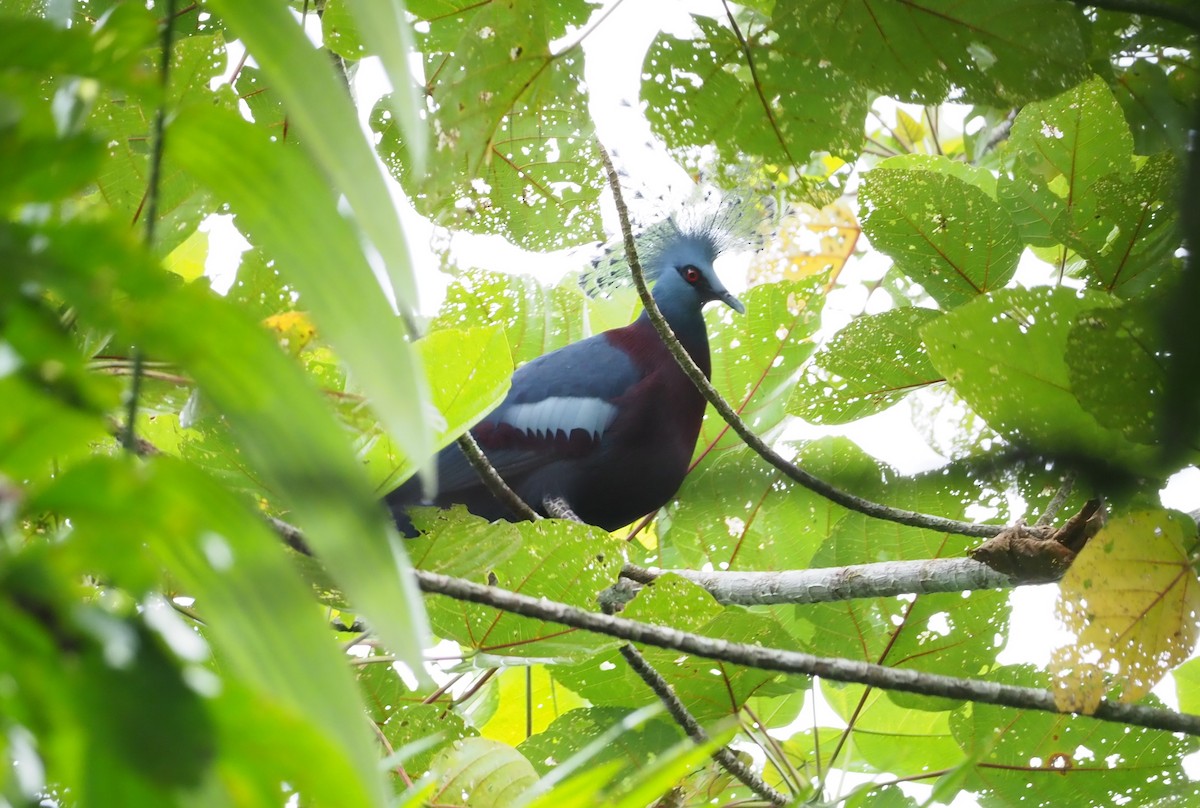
[2,0,1199,806]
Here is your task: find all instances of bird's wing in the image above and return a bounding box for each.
[434,333,642,495]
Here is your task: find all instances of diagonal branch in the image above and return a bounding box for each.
[415,568,1200,737]
[595,140,1026,540]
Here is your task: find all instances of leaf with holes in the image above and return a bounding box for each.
[427,737,539,807]
[998,76,1135,248]
[791,306,943,425]
[374,0,602,250]
[552,575,799,723]
[1057,151,1182,295]
[788,0,1089,106]
[425,519,624,660]
[643,15,868,173]
[1051,509,1200,713]
[665,438,883,572]
[951,665,1198,805]
[861,167,1022,308]
[922,286,1161,474]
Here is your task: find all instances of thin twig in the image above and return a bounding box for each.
[454,431,541,522]
[124,0,178,453]
[595,140,1022,540]
[615,634,789,806]
[1036,473,1076,526]
[414,569,1200,737]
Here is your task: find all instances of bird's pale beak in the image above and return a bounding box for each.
[719,288,746,314]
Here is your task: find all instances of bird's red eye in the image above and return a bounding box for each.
[684,266,701,284]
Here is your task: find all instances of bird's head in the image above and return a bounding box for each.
[583,192,773,318]
[654,232,745,314]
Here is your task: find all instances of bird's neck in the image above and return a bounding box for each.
[637,290,711,378]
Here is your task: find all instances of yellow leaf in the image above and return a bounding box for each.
[263,310,317,355]
[748,201,860,286]
[478,665,586,745]
[895,108,926,150]
[163,228,210,282]
[1051,509,1200,713]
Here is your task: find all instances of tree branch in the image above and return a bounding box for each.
[414,569,1200,737]
[1071,0,1200,30]
[454,431,541,522]
[595,141,1029,541]
[622,555,1028,606]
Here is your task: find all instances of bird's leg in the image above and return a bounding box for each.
[542,496,581,522]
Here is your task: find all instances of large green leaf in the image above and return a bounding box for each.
[695,277,825,461]
[999,76,1135,249]
[29,456,388,806]
[5,219,432,688]
[374,0,602,250]
[663,438,882,572]
[201,0,428,441]
[168,104,433,488]
[92,31,232,255]
[788,0,1089,106]
[643,14,868,173]
[424,519,624,660]
[367,326,513,493]
[922,286,1160,474]
[1066,302,1174,450]
[552,575,798,723]
[433,270,634,367]
[1057,151,1182,295]
[517,707,683,781]
[949,666,1197,807]
[790,306,944,425]
[861,167,1022,308]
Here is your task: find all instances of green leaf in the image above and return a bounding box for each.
[790,306,943,424]
[821,683,965,773]
[374,0,602,250]
[425,519,625,660]
[999,76,1135,248]
[922,286,1160,474]
[789,0,1089,106]
[553,575,798,722]
[1112,61,1193,157]
[664,438,882,572]
[949,665,1197,807]
[1066,302,1174,449]
[433,270,633,366]
[7,218,431,690]
[1057,151,1182,294]
[861,167,1022,307]
[369,326,512,492]
[30,456,389,806]
[875,153,999,198]
[517,707,683,781]
[168,103,433,488]
[643,15,868,171]
[427,738,539,808]
[696,277,825,460]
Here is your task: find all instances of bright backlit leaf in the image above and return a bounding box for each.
[1052,509,1200,712]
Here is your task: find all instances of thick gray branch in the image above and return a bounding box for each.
[636,556,1024,606]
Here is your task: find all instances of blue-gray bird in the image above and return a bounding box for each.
[388,196,771,534]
